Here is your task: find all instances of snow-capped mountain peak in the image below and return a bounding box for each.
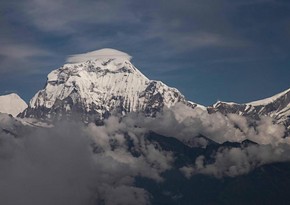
[0,93,27,117]
[21,49,200,122]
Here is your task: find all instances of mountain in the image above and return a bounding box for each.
[2,48,290,205]
[20,49,200,122]
[0,93,27,117]
[18,48,290,133]
[208,88,290,131]
[139,132,290,205]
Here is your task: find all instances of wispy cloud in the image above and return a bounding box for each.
[0,43,54,74]
[22,0,139,34]
[0,44,51,59]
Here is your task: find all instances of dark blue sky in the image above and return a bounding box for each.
[0,0,289,105]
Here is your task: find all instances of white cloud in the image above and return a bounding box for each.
[22,0,138,33]
[119,103,289,178]
[165,32,247,50]
[66,48,132,63]
[0,122,97,205]
[181,143,290,178]
[0,98,289,205]
[133,103,287,146]
[0,43,54,74]
[0,43,51,59]
[0,115,177,205]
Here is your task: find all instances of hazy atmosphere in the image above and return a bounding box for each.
[1,0,290,105]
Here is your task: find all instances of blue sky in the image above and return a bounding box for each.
[0,0,289,105]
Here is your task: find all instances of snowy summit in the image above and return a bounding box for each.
[66,48,132,63]
[0,93,27,117]
[20,48,199,121]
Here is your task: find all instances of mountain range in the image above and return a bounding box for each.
[1,49,288,133]
[0,48,290,205]
[208,88,290,133]
[0,49,287,129]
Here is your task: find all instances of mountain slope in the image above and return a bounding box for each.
[140,132,290,205]
[208,88,290,130]
[0,93,27,117]
[20,49,199,122]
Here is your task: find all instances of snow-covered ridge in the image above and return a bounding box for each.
[247,88,290,106]
[66,48,132,63]
[0,93,27,117]
[210,87,290,131]
[212,100,239,108]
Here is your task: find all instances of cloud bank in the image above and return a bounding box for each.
[0,102,289,204]
[0,117,173,205]
[181,143,290,178]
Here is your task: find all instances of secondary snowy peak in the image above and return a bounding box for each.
[66,48,132,63]
[0,93,27,117]
[209,88,290,130]
[21,49,199,121]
